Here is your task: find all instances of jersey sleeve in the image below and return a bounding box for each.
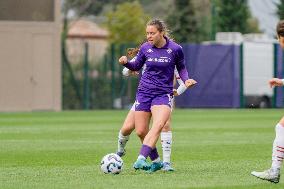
[124,47,146,71]
[175,46,189,82]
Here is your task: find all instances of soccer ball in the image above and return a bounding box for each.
[100,153,123,174]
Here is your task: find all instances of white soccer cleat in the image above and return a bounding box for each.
[161,162,174,171]
[251,168,280,183]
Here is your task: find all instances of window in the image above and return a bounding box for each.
[0,0,54,22]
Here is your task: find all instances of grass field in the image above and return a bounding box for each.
[1,109,284,189]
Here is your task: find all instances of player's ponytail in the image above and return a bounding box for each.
[126,40,147,58]
[277,20,284,37]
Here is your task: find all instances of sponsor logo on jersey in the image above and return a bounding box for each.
[147,57,171,63]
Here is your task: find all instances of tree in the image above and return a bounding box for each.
[166,0,200,43]
[62,0,129,17]
[276,0,284,20]
[215,0,259,33]
[105,1,149,44]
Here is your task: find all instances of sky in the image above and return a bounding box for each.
[248,0,280,37]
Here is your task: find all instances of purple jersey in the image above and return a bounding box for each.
[124,37,189,95]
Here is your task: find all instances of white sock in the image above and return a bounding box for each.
[161,131,172,163]
[271,124,284,170]
[138,155,146,160]
[117,130,129,153]
[152,157,161,163]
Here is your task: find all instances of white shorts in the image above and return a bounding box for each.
[130,103,135,111]
[170,97,175,112]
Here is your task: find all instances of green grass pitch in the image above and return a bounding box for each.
[1,109,284,189]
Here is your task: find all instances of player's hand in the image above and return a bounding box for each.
[119,56,128,65]
[130,71,139,76]
[185,79,197,88]
[269,78,284,88]
[173,89,179,96]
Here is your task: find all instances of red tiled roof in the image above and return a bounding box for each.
[68,19,109,39]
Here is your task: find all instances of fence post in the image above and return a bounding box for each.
[83,42,90,110]
[239,44,244,108]
[211,0,216,41]
[110,43,115,109]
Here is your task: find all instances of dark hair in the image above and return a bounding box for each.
[277,20,284,37]
[147,19,171,38]
[126,40,147,58]
[126,47,139,58]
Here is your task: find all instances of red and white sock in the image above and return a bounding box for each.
[161,131,172,163]
[272,124,284,170]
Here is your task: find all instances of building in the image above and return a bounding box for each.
[67,18,109,64]
[0,0,61,111]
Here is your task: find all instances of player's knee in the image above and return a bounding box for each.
[162,121,171,132]
[153,120,167,130]
[121,124,134,136]
[135,129,147,139]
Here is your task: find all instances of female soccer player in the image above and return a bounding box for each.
[251,20,284,184]
[117,66,187,172]
[118,19,196,172]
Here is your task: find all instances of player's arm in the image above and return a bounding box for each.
[175,47,197,88]
[269,78,284,88]
[122,67,139,77]
[173,68,187,96]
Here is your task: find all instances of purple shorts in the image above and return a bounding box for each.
[134,93,173,112]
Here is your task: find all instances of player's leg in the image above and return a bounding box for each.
[135,111,151,143]
[161,117,174,171]
[134,105,170,171]
[145,105,171,172]
[117,106,135,157]
[133,110,152,170]
[133,94,171,172]
[251,117,284,183]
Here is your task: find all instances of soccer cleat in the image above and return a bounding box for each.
[251,168,280,183]
[148,161,163,173]
[133,159,150,171]
[161,162,174,171]
[116,149,126,157]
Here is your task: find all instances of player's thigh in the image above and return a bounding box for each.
[134,111,151,136]
[279,116,284,127]
[151,105,171,132]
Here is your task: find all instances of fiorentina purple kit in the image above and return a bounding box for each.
[124,37,189,112]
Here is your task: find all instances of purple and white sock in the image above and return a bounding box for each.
[137,144,152,160]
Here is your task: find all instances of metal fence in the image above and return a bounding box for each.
[62,42,284,110]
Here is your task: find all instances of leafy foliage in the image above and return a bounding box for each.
[215,0,259,33]
[276,0,284,20]
[105,1,150,44]
[166,0,201,43]
[62,0,128,16]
